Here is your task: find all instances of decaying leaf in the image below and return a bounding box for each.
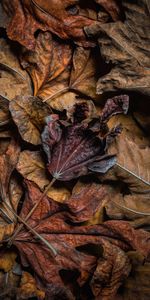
[2,0,96,49]
[12,180,150,299]
[0,251,17,272]
[17,150,71,202]
[18,272,45,300]
[0,139,21,241]
[85,0,150,95]
[21,31,99,102]
[0,37,32,100]
[107,132,150,193]
[42,95,128,181]
[9,96,52,145]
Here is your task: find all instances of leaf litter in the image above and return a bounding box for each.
[0,0,150,299]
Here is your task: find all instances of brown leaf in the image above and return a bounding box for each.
[0,139,21,241]
[107,132,150,193]
[13,181,150,298]
[21,31,99,102]
[0,251,17,272]
[0,37,32,100]
[85,0,150,95]
[64,180,107,223]
[91,239,131,299]
[18,272,45,300]
[9,96,52,145]
[17,150,71,202]
[2,0,95,50]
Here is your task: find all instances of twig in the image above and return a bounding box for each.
[8,178,56,246]
[112,200,150,216]
[3,200,57,257]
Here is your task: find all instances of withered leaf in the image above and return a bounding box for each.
[18,272,45,300]
[85,0,150,95]
[95,0,121,21]
[0,37,32,100]
[42,96,128,181]
[13,180,150,299]
[107,132,150,193]
[21,31,99,102]
[0,139,21,241]
[2,0,95,50]
[9,96,52,145]
[17,150,71,202]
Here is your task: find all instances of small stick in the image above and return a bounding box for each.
[8,178,56,246]
[3,201,57,257]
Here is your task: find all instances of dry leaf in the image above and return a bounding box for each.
[2,0,95,49]
[9,96,52,145]
[0,37,32,100]
[18,272,45,300]
[21,31,99,102]
[0,95,10,126]
[85,0,150,95]
[17,150,71,202]
[0,251,17,272]
[12,180,150,299]
[0,139,21,241]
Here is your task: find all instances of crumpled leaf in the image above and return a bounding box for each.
[107,132,150,193]
[17,150,71,202]
[0,139,21,241]
[13,180,150,299]
[18,272,45,300]
[21,31,99,102]
[42,95,128,181]
[0,37,32,100]
[64,180,108,223]
[2,0,96,50]
[85,0,150,95]
[94,0,121,21]
[9,96,52,145]
[122,252,150,300]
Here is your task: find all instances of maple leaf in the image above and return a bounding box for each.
[42,95,129,181]
[13,180,150,299]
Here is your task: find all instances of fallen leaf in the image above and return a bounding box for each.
[0,139,21,241]
[21,31,99,102]
[95,0,121,21]
[107,132,150,193]
[12,180,150,299]
[85,0,150,95]
[17,150,71,202]
[41,95,128,181]
[18,271,45,300]
[2,0,96,49]
[64,180,107,223]
[0,251,17,272]
[0,37,32,100]
[9,96,52,145]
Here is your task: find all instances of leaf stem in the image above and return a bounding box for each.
[116,163,150,187]
[8,178,56,246]
[111,200,150,216]
[3,201,57,256]
[43,87,69,103]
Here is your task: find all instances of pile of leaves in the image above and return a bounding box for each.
[0,0,150,299]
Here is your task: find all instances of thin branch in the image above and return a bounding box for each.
[3,201,57,257]
[0,63,26,81]
[112,200,150,216]
[8,178,56,246]
[116,162,150,187]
